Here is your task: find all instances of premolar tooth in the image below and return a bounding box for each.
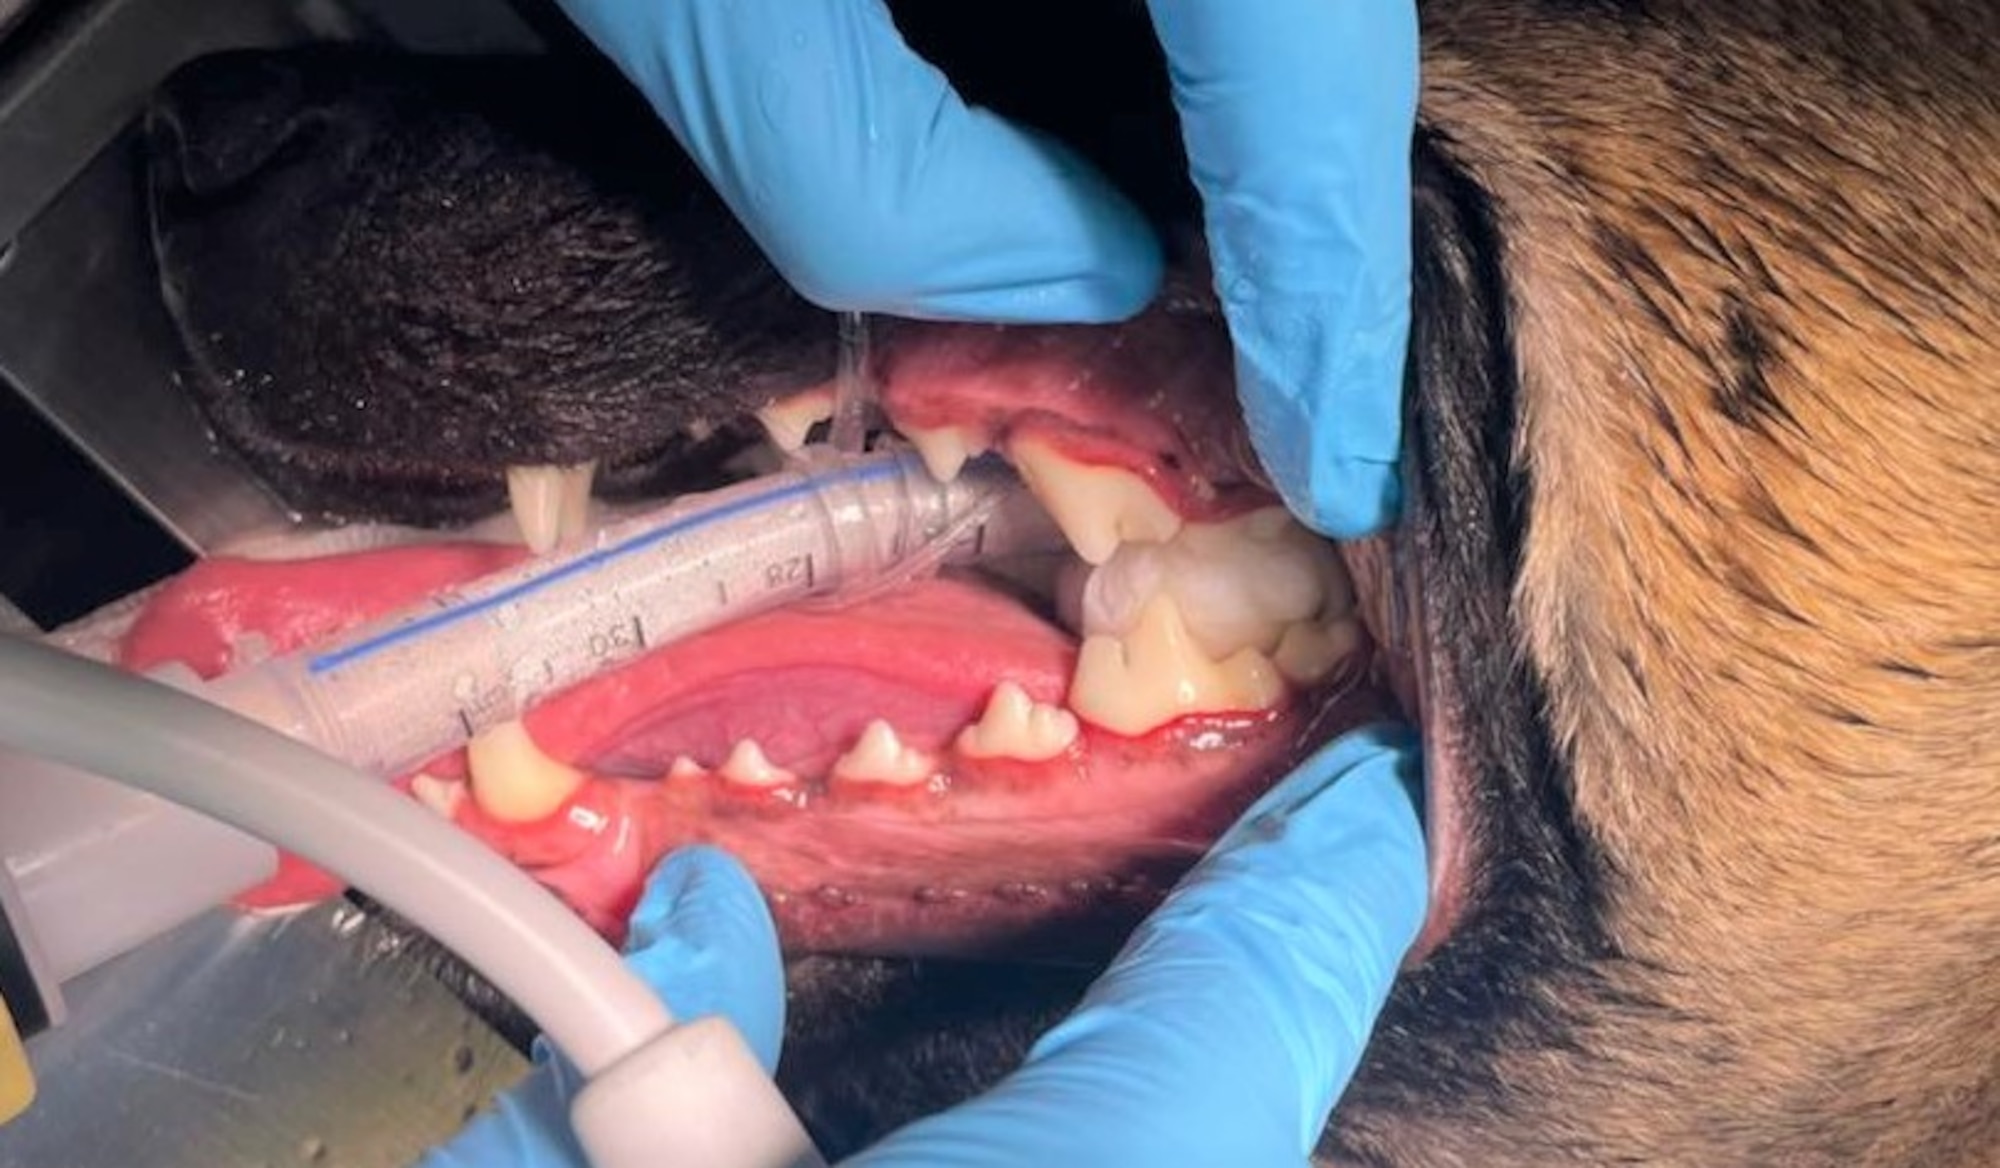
[665,756,708,782]
[756,388,835,453]
[410,772,467,819]
[720,739,796,788]
[1008,436,1181,565]
[466,720,585,823]
[1274,618,1365,685]
[956,681,1079,762]
[506,462,597,555]
[902,425,985,483]
[832,720,936,785]
[1068,594,1287,737]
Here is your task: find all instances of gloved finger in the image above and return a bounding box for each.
[622,845,786,1073]
[1144,0,1419,539]
[415,1056,586,1168]
[553,0,1162,323]
[846,725,1427,1166]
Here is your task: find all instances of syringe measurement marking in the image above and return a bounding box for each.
[307,457,908,675]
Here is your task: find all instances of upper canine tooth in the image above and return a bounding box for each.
[1067,594,1287,737]
[832,720,936,785]
[1007,436,1182,565]
[756,388,836,453]
[720,739,796,788]
[507,462,597,555]
[902,424,986,483]
[466,719,586,823]
[956,681,1079,762]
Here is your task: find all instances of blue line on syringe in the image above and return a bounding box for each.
[307,457,906,676]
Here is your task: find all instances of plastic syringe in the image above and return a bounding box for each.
[204,448,1059,780]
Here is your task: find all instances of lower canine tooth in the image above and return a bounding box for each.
[832,720,936,785]
[1068,594,1286,737]
[507,462,597,555]
[956,681,1079,762]
[1008,436,1182,566]
[756,388,835,453]
[466,720,585,823]
[720,739,796,787]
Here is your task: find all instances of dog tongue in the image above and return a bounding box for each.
[116,543,1327,958]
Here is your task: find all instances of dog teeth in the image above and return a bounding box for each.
[506,462,597,554]
[900,424,987,483]
[465,719,585,823]
[831,720,936,786]
[1007,435,1182,566]
[1067,593,1287,737]
[409,772,467,819]
[1273,618,1366,685]
[664,755,709,782]
[719,739,796,788]
[755,387,835,453]
[956,681,1079,762]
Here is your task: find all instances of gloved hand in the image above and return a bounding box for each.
[419,846,785,1168]
[427,726,1425,1167]
[551,0,1417,538]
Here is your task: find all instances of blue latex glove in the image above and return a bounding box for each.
[429,727,1425,1166]
[551,0,1416,538]
[419,846,785,1167]
[846,725,1426,1166]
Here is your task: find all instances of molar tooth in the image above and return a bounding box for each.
[410,772,467,819]
[756,388,835,453]
[1273,617,1366,686]
[832,720,936,785]
[956,681,1079,763]
[1007,436,1182,566]
[1067,594,1287,737]
[719,739,796,788]
[901,424,986,483]
[506,462,597,555]
[466,720,585,823]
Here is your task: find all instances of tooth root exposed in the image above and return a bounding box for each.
[902,424,986,483]
[1273,617,1366,686]
[956,681,1080,762]
[1068,594,1287,737]
[832,720,936,785]
[466,719,586,823]
[756,388,835,453]
[720,739,797,788]
[1007,436,1182,565]
[507,462,598,555]
[410,772,467,820]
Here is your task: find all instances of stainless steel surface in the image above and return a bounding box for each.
[0,901,527,1168]
[1,4,573,1165]
[0,131,301,555]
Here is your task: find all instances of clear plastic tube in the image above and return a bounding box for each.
[204,448,1057,780]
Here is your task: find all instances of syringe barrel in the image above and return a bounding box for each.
[206,450,1042,779]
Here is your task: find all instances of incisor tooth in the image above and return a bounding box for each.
[832,720,936,785]
[1273,618,1365,685]
[410,772,467,819]
[1068,594,1287,737]
[506,462,597,555]
[466,720,585,823]
[720,739,796,788]
[956,681,1079,762]
[1008,436,1181,565]
[901,425,985,483]
[756,388,835,453]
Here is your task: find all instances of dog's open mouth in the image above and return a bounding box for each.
[107,300,1467,969]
